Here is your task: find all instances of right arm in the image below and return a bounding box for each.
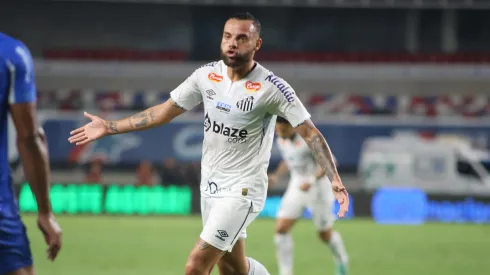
[69,70,203,145]
[271,160,289,179]
[104,98,185,134]
[8,42,62,260]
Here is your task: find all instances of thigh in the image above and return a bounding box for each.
[277,187,308,221]
[200,197,258,253]
[3,266,34,275]
[217,239,248,275]
[0,219,33,275]
[308,181,336,231]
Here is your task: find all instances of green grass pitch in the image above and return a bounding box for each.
[22,215,489,275]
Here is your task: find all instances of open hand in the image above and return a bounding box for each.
[68,112,110,145]
[331,177,349,218]
[37,213,62,261]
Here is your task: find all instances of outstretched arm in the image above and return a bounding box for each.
[106,98,185,134]
[69,98,186,145]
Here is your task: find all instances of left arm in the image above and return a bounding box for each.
[265,74,348,216]
[295,120,340,184]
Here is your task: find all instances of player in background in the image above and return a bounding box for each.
[269,117,349,275]
[0,33,62,275]
[68,12,348,275]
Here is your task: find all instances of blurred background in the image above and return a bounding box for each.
[3,0,490,274]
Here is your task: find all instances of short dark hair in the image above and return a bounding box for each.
[228,12,261,36]
[276,116,290,124]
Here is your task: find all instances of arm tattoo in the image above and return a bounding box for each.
[108,122,119,133]
[306,133,337,183]
[130,112,149,128]
[149,108,156,122]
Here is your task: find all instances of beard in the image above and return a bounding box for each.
[220,49,251,68]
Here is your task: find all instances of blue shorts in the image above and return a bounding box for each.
[0,217,33,275]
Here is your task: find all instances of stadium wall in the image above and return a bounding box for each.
[14,183,490,224]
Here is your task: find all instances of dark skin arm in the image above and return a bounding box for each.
[295,120,349,217]
[10,102,62,260]
[10,103,51,214]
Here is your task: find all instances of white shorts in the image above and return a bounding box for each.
[277,177,336,231]
[200,196,259,252]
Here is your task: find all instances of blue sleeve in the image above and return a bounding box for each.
[7,43,36,104]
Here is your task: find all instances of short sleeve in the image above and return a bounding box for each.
[170,70,203,111]
[266,75,311,127]
[7,44,36,104]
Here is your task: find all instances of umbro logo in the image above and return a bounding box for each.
[206,89,216,100]
[215,230,229,241]
[236,96,254,112]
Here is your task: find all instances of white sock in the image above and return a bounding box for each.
[274,233,293,275]
[326,231,349,265]
[247,257,270,275]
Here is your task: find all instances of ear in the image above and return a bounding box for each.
[255,38,262,51]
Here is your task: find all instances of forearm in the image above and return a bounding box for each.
[273,160,289,178]
[305,130,339,183]
[106,106,161,134]
[17,132,52,214]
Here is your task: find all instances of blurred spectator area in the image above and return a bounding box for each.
[1,2,490,62]
[38,89,490,118]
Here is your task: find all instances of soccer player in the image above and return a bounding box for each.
[68,12,349,275]
[0,33,62,275]
[269,116,349,275]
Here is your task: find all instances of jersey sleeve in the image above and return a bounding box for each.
[7,43,36,104]
[266,75,311,127]
[169,70,203,111]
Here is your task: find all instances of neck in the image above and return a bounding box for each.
[226,60,255,82]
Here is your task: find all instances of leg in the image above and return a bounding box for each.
[310,181,349,275]
[218,239,270,275]
[188,196,263,275]
[3,266,34,275]
[185,238,225,275]
[274,187,307,275]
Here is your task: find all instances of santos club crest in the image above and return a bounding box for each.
[236,96,254,112]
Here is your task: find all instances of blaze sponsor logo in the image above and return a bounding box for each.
[245,81,261,92]
[265,74,295,102]
[204,113,248,144]
[208,73,223,83]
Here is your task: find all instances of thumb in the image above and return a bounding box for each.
[84,111,95,120]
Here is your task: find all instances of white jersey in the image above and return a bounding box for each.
[170,60,311,211]
[276,133,318,186]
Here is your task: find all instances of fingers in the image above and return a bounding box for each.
[47,234,62,261]
[336,190,349,218]
[68,132,86,144]
[69,126,85,136]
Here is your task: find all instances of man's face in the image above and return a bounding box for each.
[221,19,262,68]
[275,123,295,139]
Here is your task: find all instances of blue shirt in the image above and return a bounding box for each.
[0,33,36,218]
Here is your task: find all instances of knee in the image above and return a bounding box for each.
[218,259,248,275]
[275,223,291,235]
[319,229,332,242]
[185,257,208,275]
